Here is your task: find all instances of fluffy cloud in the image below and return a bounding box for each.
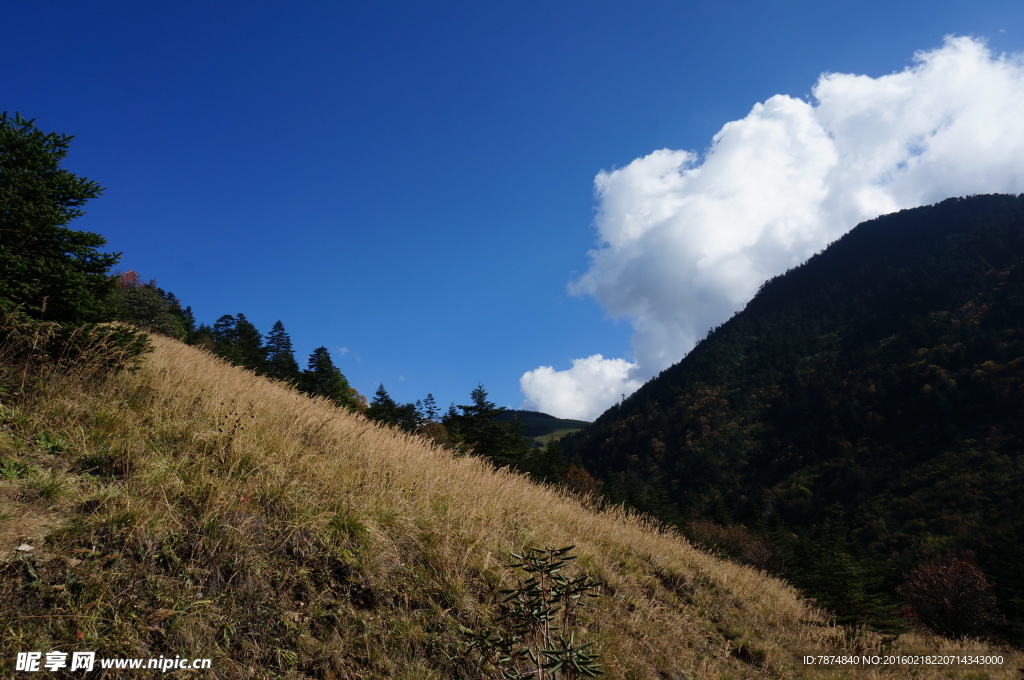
[522,36,1024,420]
[520,355,643,421]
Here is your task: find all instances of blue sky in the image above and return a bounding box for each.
[6,1,1024,418]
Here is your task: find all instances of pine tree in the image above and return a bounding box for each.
[159,289,194,338]
[211,314,238,355]
[395,401,422,432]
[233,313,266,373]
[300,347,358,410]
[445,384,532,468]
[796,505,902,630]
[366,385,423,432]
[265,320,301,384]
[0,113,118,323]
[190,322,216,351]
[367,384,400,424]
[527,438,570,484]
[210,313,266,373]
[421,393,440,423]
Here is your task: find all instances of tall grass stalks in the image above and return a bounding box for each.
[1,331,1019,679]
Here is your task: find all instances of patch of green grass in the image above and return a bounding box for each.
[37,432,71,454]
[0,456,31,479]
[329,509,371,548]
[533,428,585,446]
[26,469,68,501]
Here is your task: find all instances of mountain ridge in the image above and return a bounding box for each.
[563,193,1024,640]
[493,409,591,444]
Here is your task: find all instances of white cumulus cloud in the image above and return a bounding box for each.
[522,36,1024,421]
[520,355,643,421]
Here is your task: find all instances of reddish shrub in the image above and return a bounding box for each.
[563,465,604,499]
[896,558,1004,639]
[116,269,141,289]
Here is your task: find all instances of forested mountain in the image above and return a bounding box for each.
[562,194,1024,641]
[494,409,591,444]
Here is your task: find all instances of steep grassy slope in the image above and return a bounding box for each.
[1,333,1020,678]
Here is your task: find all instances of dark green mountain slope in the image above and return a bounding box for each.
[494,410,590,444]
[562,194,1024,639]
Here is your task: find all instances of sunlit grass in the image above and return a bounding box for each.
[0,330,1019,679]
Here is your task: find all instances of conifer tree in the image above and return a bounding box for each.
[190,322,216,351]
[795,505,901,630]
[265,320,301,383]
[300,347,358,410]
[421,393,440,422]
[178,305,195,335]
[233,313,266,372]
[367,384,401,425]
[395,401,422,432]
[159,289,194,337]
[445,384,532,468]
[528,438,570,484]
[210,313,266,373]
[211,314,238,352]
[0,113,118,323]
[367,385,428,432]
[418,393,451,447]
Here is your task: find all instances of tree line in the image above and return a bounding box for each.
[0,112,583,489]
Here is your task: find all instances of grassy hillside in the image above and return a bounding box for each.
[1,330,1020,678]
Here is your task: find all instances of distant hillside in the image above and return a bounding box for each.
[494,409,590,445]
[563,194,1024,641]
[3,326,1018,677]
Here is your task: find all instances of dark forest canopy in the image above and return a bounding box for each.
[563,194,1024,641]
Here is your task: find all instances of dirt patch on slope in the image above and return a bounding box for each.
[0,483,61,562]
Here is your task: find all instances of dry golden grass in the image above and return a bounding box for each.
[1,332,1020,679]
